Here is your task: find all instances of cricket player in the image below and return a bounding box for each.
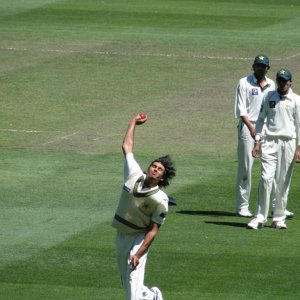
[112,113,176,300]
[247,69,300,229]
[235,54,275,217]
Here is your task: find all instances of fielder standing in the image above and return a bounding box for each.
[234,54,275,217]
[112,113,176,300]
[247,69,300,229]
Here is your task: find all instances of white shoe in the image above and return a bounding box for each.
[237,210,253,218]
[247,218,263,230]
[285,209,294,219]
[272,220,287,229]
[150,287,163,300]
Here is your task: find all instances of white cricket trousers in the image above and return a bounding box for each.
[256,137,295,222]
[116,232,156,300]
[236,121,255,212]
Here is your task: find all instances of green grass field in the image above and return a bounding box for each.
[1,0,300,299]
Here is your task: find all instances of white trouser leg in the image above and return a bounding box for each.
[116,232,154,300]
[256,139,278,222]
[273,139,295,222]
[236,122,255,212]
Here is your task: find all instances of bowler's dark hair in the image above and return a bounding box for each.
[151,155,176,188]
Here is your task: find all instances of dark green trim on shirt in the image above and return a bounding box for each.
[114,214,149,230]
[133,176,160,198]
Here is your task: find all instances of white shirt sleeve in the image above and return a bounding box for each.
[235,79,247,118]
[152,201,168,225]
[255,96,267,137]
[124,153,143,181]
[295,96,300,145]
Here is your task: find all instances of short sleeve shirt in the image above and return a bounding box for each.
[112,153,169,234]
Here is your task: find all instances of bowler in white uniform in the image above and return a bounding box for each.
[112,113,176,299]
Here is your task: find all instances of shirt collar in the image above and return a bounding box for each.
[251,74,271,89]
[278,89,293,101]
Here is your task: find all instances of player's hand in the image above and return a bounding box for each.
[252,144,260,158]
[295,146,300,163]
[135,113,148,125]
[130,255,140,270]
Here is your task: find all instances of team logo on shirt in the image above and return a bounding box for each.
[269,101,276,108]
[252,88,258,95]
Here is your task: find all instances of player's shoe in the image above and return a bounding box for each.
[236,210,253,218]
[247,218,263,230]
[285,209,294,219]
[272,220,287,229]
[272,210,294,219]
[150,287,163,300]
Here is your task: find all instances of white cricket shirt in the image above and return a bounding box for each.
[255,89,300,144]
[235,74,275,122]
[112,153,169,235]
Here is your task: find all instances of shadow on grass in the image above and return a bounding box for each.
[176,210,236,217]
[204,220,246,228]
[176,210,247,228]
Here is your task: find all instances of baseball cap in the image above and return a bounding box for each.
[253,54,270,66]
[276,69,292,81]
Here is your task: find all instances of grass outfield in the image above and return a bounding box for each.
[1,0,300,299]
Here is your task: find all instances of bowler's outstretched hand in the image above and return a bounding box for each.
[136,113,148,125]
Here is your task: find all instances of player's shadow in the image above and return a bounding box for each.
[176,210,236,217]
[176,210,246,228]
[204,221,246,228]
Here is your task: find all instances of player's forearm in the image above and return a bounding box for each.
[295,145,300,163]
[241,116,255,137]
[122,119,136,155]
[130,225,159,270]
[122,114,148,155]
[134,224,159,259]
[135,236,156,259]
